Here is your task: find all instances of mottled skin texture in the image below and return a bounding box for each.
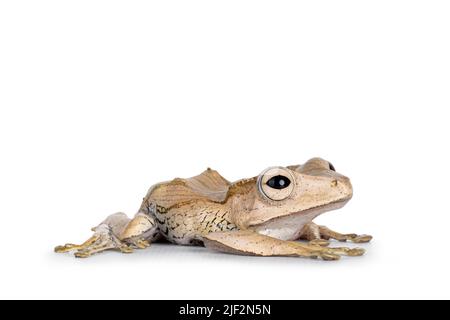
[55,158,372,260]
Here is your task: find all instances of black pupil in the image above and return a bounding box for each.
[267,175,291,189]
[328,162,336,171]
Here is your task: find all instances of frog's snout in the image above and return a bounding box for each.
[333,176,353,200]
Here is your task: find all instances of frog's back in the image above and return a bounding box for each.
[138,169,234,245]
[141,168,231,212]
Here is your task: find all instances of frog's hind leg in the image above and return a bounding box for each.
[299,222,372,244]
[55,212,159,258]
[203,230,365,261]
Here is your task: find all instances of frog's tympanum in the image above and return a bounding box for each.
[55,158,372,260]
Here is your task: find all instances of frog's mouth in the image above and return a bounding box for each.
[252,198,350,241]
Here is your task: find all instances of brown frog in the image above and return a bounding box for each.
[55,157,372,260]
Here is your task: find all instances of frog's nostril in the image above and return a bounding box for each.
[341,178,353,198]
[333,178,353,198]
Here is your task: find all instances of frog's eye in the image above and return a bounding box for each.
[257,167,295,201]
[328,162,336,171]
[267,175,291,189]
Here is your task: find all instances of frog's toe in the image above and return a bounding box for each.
[124,238,151,249]
[319,252,341,261]
[309,239,330,247]
[119,245,134,253]
[74,251,91,258]
[136,239,151,249]
[54,244,71,253]
[75,246,110,258]
[326,246,365,257]
[352,234,373,243]
[337,234,358,242]
[54,234,101,253]
[346,247,365,256]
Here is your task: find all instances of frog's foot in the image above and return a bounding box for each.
[55,224,133,258]
[319,225,373,243]
[55,212,159,258]
[308,244,365,257]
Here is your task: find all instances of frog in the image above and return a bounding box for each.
[55,157,372,260]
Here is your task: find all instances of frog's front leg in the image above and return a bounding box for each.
[55,212,158,258]
[203,230,365,261]
[300,222,372,244]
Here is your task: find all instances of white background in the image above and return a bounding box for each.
[1,1,449,300]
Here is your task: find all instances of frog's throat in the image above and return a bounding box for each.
[251,198,350,240]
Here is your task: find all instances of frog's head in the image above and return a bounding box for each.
[228,158,353,230]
